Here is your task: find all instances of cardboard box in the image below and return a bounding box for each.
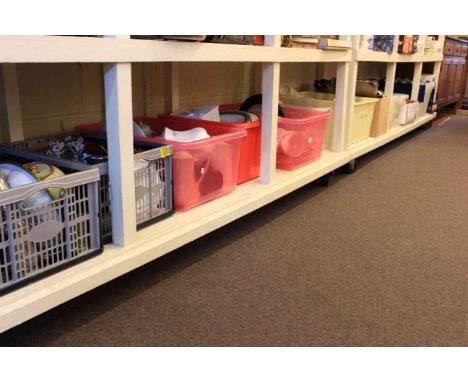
[370,96,390,137]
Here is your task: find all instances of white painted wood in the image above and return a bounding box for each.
[332,62,349,152]
[163,62,180,113]
[260,36,281,184]
[411,62,423,101]
[103,62,137,247]
[384,62,397,97]
[344,37,360,150]
[384,62,397,130]
[0,36,352,64]
[1,64,24,141]
[0,111,436,334]
[0,34,447,332]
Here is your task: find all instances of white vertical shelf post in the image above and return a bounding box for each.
[411,62,423,101]
[1,64,24,142]
[163,62,180,113]
[332,36,351,152]
[103,36,137,247]
[260,35,281,184]
[344,35,360,149]
[385,62,397,129]
[333,62,349,152]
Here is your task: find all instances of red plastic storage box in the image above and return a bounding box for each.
[76,118,246,212]
[276,107,331,171]
[155,106,261,184]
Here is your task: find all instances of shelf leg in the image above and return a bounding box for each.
[103,62,137,247]
[344,59,358,150]
[333,62,349,152]
[260,35,281,184]
[385,62,397,129]
[411,62,423,101]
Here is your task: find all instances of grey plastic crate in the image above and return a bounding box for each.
[0,133,174,244]
[0,165,102,293]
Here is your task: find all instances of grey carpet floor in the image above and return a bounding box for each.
[1,117,467,346]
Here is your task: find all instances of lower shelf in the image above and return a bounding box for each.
[0,113,436,333]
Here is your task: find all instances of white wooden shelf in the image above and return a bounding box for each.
[0,35,443,333]
[356,50,443,63]
[0,112,436,333]
[0,36,351,63]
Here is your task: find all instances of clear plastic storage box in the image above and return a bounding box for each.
[154,105,261,184]
[276,107,331,171]
[76,118,246,212]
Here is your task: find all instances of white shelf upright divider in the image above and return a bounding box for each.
[260,35,281,184]
[103,35,137,247]
[344,35,361,149]
[384,36,399,129]
[411,62,423,101]
[332,36,351,153]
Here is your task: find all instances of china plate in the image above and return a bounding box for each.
[0,163,52,206]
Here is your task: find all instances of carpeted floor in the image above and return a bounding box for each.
[1,117,467,346]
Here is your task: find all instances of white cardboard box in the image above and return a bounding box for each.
[400,100,419,125]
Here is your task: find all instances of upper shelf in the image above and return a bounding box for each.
[356,50,443,63]
[0,35,352,63]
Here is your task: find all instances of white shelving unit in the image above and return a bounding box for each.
[0,35,443,333]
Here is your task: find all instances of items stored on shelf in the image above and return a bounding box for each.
[389,94,408,128]
[398,35,419,54]
[206,36,264,46]
[236,95,330,170]
[369,97,390,137]
[275,107,331,170]
[149,104,262,185]
[360,35,395,53]
[0,152,102,293]
[355,79,383,98]
[400,98,419,125]
[280,90,378,145]
[2,134,174,243]
[133,118,246,211]
[77,118,246,212]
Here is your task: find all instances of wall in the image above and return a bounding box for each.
[0,60,330,141]
[0,62,257,140]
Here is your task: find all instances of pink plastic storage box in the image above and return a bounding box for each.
[276,107,331,171]
[155,106,261,184]
[76,117,246,212]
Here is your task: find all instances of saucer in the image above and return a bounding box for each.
[0,163,52,206]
